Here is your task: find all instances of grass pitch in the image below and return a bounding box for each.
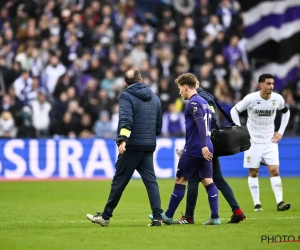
[0,178,299,250]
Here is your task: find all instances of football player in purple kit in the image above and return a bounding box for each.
[149,73,221,225]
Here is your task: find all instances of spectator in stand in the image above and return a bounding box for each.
[100,69,116,98]
[67,99,83,131]
[94,110,112,139]
[78,113,93,137]
[0,0,296,138]
[0,111,17,138]
[0,94,19,120]
[157,77,177,113]
[162,102,185,137]
[17,105,35,138]
[223,35,243,68]
[27,77,39,105]
[129,40,148,69]
[51,91,68,130]
[53,73,75,99]
[282,88,299,134]
[204,15,223,40]
[57,112,76,137]
[212,54,229,84]
[173,0,195,20]
[229,67,244,100]
[41,53,66,95]
[216,0,237,30]
[15,46,32,72]
[111,103,119,138]
[212,30,226,55]
[31,90,51,137]
[217,93,234,127]
[198,63,214,93]
[13,69,33,105]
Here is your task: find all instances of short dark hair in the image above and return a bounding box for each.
[175,73,197,89]
[21,69,30,74]
[124,69,142,85]
[258,74,274,83]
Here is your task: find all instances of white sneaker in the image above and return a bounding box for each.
[87,212,110,227]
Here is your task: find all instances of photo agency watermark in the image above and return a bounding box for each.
[261,235,300,243]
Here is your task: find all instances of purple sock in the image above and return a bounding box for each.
[165,184,186,218]
[205,183,219,219]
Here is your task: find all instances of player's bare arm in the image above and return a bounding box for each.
[230,94,251,126]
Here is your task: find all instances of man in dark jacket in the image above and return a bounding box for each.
[87,69,164,227]
[175,79,246,224]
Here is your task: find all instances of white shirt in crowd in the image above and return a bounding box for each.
[204,23,223,40]
[42,63,66,94]
[31,100,52,130]
[13,76,33,102]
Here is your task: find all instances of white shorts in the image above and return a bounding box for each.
[243,142,279,168]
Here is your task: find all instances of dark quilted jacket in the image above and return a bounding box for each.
[117,83,162,151]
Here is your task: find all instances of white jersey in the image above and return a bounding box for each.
[234,91,285,143]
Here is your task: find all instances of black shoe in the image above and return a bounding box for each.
[228,213,246,223]
[148,219,162,226]
[172,217,195,225]
[173,213,195,224]
[277,201,291,211]
[254,204,263,212]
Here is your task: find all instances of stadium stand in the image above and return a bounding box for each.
[0,0,299,138]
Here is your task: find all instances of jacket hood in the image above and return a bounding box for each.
[196,87,203,94]
[125,83,152,101]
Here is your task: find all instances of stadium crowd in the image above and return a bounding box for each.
[0,0,299,138]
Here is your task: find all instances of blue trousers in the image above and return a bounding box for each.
[102,151,163,220]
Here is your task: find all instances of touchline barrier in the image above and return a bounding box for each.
[0,138,299,180]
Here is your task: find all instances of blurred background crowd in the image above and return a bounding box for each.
[0,0,299,139]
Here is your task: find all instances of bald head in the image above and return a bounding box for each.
[124,69,142,85]
[125,69,135,78]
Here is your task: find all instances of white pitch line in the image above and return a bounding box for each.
[2,216,300,224]
[2,220,87,224]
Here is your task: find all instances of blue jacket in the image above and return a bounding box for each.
[117,83,162,151]
[196,87,219,130]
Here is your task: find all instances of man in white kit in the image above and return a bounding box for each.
[230,74,291,212]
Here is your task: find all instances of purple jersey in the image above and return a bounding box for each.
[182,94,213,158]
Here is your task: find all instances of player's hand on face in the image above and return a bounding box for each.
[202,147,213,161]
[272,132,282,143]
[118,141,126,154]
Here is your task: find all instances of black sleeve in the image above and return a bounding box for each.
[280,105,289,113]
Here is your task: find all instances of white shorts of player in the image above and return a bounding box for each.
[243,142,279,168]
